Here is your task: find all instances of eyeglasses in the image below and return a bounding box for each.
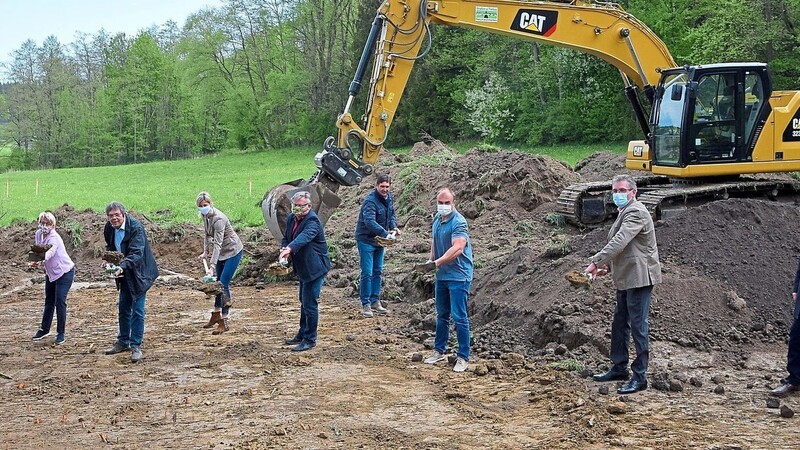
[107,212,123,218]
[611,188,631,194]
[293,203,309,208]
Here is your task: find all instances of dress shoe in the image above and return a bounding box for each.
[592,370,629,382]
[291,341,316,352]
[617,378,648,394]
[130,347,143,363]
[285,336,303,345]
[771,383,800,397]
[104,342,130,355]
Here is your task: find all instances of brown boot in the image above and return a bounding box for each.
[212,317,226,335]
[203,311,221,329]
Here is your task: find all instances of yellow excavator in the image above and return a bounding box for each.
[262,0,800,237]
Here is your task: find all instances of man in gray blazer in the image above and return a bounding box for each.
[586,174,662,394]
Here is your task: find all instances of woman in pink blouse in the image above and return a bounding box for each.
[31,211,75,345]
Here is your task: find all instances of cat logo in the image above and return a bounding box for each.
[510,10,558,37]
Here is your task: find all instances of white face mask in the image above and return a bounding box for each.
[198,205,211,215]
[437,204,453,216]
[38,224,52,234]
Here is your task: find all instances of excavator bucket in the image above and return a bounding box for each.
[261,178,342,241]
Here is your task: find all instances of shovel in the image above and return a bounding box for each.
[202,259,216,283]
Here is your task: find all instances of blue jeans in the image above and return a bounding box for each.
[296,275,325,345]
[357,240,384,306]
[433,280,472,360]
[786,296,800,385]
[41,268,75,336]
[118,286,147,348]
[215,250,243,315]
[609,286,653,383]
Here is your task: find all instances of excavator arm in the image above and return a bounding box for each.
[263,0,677,239]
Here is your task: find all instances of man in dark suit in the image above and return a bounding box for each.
[586,174,662,394]
[279,191,331,352]
[103,201,159,363]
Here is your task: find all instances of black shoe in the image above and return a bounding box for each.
[617,379,648,395]
[592,370,629,382]
[771,383,800,397]
[285,336,303,345]
[104,342,130,355]
[32,329,51,340]
[291,341,316,352]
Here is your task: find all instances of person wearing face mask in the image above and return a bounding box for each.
[279,191,331,352]
[585,174,662,394]
[422,188,474,373]
[30,212,75,345]
[355,174,400,318]
[196,191,244,335]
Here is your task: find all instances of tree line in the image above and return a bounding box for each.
[0,0,798,170]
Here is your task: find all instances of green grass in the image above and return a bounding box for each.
[0,147,320,227]
[0,142,625,227]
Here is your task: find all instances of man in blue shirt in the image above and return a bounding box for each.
[355,174,399,318]
[422,188,474,373]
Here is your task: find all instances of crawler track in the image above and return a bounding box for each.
[556,176,800,225]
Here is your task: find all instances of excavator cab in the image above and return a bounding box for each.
[644,63,772,174]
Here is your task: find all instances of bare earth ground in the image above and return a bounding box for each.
[2,144,800,449]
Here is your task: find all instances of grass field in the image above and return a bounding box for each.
[0,142,623,227]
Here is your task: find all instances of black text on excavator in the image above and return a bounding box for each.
[262,0,800,238]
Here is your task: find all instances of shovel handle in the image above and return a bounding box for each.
[203,259,210,274]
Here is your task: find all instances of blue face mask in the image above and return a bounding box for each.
[198,206,211,215]
[612,193,631,207]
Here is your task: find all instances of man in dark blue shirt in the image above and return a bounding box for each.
[355,174,398,318]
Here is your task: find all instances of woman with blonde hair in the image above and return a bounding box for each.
[197,191,243,334]
[31,211,75,345]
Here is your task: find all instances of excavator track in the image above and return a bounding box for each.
[556,176,671,225]
[556,176,800,225]
[638,179,800,220]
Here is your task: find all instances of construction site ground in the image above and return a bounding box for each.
[1,144,799,449]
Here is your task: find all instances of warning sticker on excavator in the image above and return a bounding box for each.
[476,7,498,23]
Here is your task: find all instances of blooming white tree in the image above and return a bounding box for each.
[464,72,514,142]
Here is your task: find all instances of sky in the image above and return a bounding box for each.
[0,0,223,68]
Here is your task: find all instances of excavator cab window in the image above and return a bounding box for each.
[652,73,689,166]
[688,73,738,162]
[743,73,764,147]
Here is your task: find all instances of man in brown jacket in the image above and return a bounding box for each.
[586,174,662,394]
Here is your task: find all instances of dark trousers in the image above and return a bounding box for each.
[296,275,325,345]
[40,268,75,336]
[610,285,653,383]
[787,298,800,385]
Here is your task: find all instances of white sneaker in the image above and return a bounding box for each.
[361,304,374,318]
[453,357,469,373]
[423,351,446,364]
[371,301,389,315]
